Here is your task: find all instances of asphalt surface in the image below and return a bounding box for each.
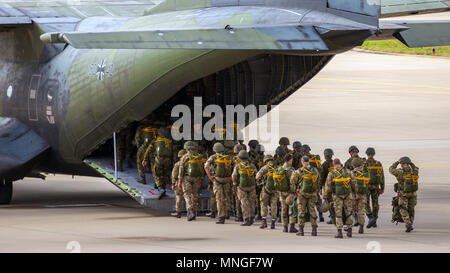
[1,13,450,252]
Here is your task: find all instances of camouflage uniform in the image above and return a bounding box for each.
[135,124,158,179]
[350,165,370,227]
[232,154,243,219]
[143,131,173,190]
[389,161,419,229]
[256,162,278,220]
[366,158,385,220]
[179,149,206,219]
[275,163,295,229]
[249,149,262,219]
[304,151,324,220]
[232,158,257,225]
[321,158,335,223]
[205,152,233,220]
[291,163,320,229]
[172,150,186,215]
[325,166,354,231]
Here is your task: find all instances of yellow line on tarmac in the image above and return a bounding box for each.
[301,88,450,95]
[314,77,450,91]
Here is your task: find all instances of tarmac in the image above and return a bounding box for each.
[1,13,450,253]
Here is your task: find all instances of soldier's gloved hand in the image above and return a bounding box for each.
[172,185,175,191]
[142,160,147,167]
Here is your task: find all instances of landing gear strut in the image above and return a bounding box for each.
[0,179,12,205]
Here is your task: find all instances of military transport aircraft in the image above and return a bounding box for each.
[0,0,449,209]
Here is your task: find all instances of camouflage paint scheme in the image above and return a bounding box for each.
[0,0,449,183]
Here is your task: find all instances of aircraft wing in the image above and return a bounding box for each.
[0,118,50,180]
[40,24,330,51]
[381,0,450,17]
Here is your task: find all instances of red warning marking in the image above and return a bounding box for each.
[148,190,159,195]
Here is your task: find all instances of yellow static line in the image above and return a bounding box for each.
[314,77,450,91]
[301,88,450,95]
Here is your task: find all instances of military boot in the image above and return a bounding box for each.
[226,211,231,219]
[240,218,251,226]
[216,217,225,224]
[289,223,298,233]
[347,228,353,238]
[296,226,304,236]
[187,209,194,221]
[319,212,324,222]
[359,225,364,234]
[312,226,318,236]
[170,212,179,217]
[207,211,216,219]
[353,214,359,227]
[372,218,378,228]
[255,214,262,221]
[283,226,288,233]
[270,219,276,229]
[192,211,197,220]
[367,214,376,228]
[405,224,413,232]
[249,217,254,226]
[277,216,282,223]
[260,218,267,229]
[335,229,343,239]
[137,176,146,184]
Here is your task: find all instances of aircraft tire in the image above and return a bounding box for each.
[0,179,12,205]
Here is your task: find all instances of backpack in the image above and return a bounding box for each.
[214,154,233,178]
[309,154,322,169]
[366,160,383,186]
[265,165,276,191]
[154,137,172,158]
[186,153,205,178]
[403,168,419,193]
[332,169,352,195]
[273,166,291,192]
[300,167,319,193]
[353,170,370,194]
[238,162,256,188]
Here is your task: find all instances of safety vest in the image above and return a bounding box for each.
[332,169,352,195]
[214,154,233,178]
[186,153,205,178]
[265,165,276,191]
[403,168,419,193]
[273,166,291,192]
[300,167,319,193]
[238,162,256,188]
[154,137,172,158]
[366,160,383,186]
[353,170,370,194]
[309,154,322,169]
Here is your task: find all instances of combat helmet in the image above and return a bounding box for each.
[324,148,334,157]
[348,145,359,153]
[399,157,412,164]
[213,142,225,153]
[184,141,197,150]
[279,137,290,146]
[223,140,235,150]
[293,141,302,149]
[238,150,249,160]
[366,147,376,156]
[301,144,311,153]
[248,140,259,149]
[178,149,187,158]
[263,154,274,162]
[256,144,265,153]
[233,143,245,154]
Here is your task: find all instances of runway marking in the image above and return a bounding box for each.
[314,77,450,91]
[301,88,450,95]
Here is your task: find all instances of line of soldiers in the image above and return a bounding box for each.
[170,137,419,237]
[119,121,419,237]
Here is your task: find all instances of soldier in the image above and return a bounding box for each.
[344,145,365,226]
[324,158,354,238]
[274,146,287,167]
[292,141,302,170]
[301,144,324,222]
[389,157,419,232]
[256,155,278,229]
[142,127,173,199]
[365,147,385,228]
[223,140,236,219]
[204,143,233,224]
[248,140,262,220]
[274,154,297,233]
[350,158,370,234]
[178,141,206,221]
[232,144,245,222]
[135,119,158,184]
[255,144,266,170]
[116,126,134,172]
[291,156,320,236]
[232,150,257,226]
[321,148,336,225]
[171,149,187,218]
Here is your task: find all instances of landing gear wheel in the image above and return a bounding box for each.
[0,179,12,205]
